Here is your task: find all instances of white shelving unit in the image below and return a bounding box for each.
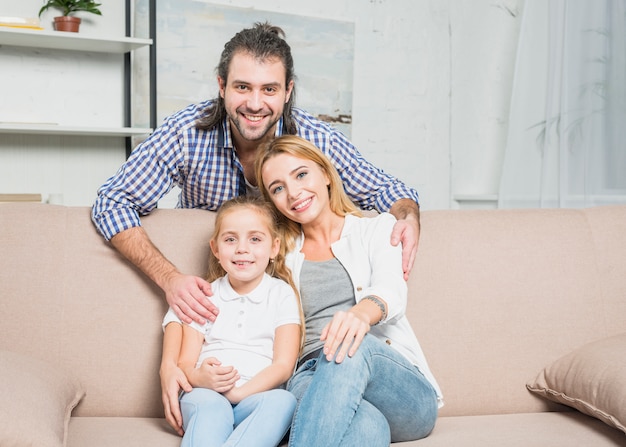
[0,27,151,53]
[0,1,156,206]
[0,122,152,137]
[0,27,153,137]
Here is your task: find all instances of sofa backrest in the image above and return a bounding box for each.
[1,204,215,418]
[406,206,626,416]
[1,203,625,418]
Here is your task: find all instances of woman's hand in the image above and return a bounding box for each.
[320,309,371,364]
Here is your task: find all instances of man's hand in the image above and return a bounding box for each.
[164,273,218,325]
[160,362,191,436]
[389,199,420,280]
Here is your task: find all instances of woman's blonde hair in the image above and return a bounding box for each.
[254,135,362,251]
[207,195,305,351]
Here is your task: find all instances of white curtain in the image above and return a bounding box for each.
[499,0,626,208]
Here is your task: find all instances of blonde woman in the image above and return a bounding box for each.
[255,135,443,446]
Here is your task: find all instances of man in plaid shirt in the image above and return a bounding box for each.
[92,22,421,326]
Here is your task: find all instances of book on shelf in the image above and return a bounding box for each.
[0,16,43,30]
[0,194,43,203]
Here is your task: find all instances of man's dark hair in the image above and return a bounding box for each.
[196,22,297,134]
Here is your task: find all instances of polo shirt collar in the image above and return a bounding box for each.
[218,273,271,304]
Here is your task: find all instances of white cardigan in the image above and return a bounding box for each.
[285,213,443,406]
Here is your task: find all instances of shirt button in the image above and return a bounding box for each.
[386,339,392,345]
[357,286,363,292]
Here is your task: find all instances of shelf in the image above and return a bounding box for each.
[0,27,152,53]
[0,123,152,137]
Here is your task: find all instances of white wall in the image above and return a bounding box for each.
[0,0,524,209]
[203,0,453,209]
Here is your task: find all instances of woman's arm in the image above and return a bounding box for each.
[223,323,300,404]
[321,214,402,364]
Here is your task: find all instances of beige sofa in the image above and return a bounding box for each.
[1,203,625,447]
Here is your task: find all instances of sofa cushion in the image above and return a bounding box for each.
[393,412,626,447]
[0,350,85,447]
[67,417,181,447]
[526,332,626,434]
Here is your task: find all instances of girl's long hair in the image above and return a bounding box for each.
[206,195,305,351]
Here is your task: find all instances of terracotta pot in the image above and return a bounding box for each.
[54,16,81,33]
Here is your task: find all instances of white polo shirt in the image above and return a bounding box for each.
[163,273,300,386]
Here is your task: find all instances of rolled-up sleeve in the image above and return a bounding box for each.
[92,120,185,240]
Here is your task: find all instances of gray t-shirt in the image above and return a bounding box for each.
[299,257,355,357]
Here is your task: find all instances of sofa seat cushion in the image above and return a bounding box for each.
[67,417,180,447]
[67,413,626,447]
[392,412,626,447]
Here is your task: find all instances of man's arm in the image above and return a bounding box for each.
[389,198,420,281]
[110,226,217,324]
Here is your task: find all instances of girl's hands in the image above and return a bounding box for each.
[222,387,244,404]
[190,357,239,393]
[160,363,191,436]
[320,309,371,364]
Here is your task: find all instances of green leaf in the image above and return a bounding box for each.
[38,0,102,17]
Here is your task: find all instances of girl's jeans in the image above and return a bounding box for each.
[287,334,438,447]
[180,388,295,447]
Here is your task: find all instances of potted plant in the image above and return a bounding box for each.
[38,0,102,33]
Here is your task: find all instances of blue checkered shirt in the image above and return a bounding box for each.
[92,100,419,240]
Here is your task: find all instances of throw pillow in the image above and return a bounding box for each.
[527,332,626,434]
[0,350,85,447]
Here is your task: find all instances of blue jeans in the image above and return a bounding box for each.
[287,335,438,447]
[180,388,295,447]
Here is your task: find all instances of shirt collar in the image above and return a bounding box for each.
[275,116,285,136]
[217,273,271,304]
[218,119,231,149]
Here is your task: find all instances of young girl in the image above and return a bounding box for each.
[255,135,443,446]
[162,195,303,447]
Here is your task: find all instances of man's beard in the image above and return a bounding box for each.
[229,111,280,142]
